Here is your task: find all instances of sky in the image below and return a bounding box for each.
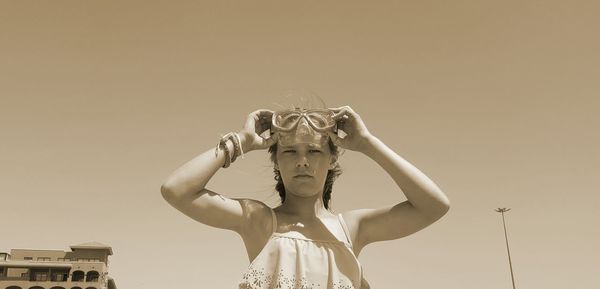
[1,1,599,288]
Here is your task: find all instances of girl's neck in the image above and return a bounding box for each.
[277,193,331,220]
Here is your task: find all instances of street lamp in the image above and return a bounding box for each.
[495,208,517,289]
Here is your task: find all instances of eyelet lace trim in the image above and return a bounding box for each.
[239,267,357,289]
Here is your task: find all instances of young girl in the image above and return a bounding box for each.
[161,105,450,289]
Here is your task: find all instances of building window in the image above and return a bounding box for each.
[57,258,71,262]
[37,257,51,262]
[85,271,99,282]
[23,257,33,260]
[50,287,66,289]
[77,258,100,262]
[72,270,85,282]
[33,271,48,281]
[52,271,69,281]
[6,286,23,289]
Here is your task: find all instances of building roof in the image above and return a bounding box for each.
[70,242,113,255]
[10,249,65,252]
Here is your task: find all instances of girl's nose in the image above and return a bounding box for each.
[296,157,309,168]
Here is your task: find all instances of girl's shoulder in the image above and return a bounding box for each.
[241,199,273,217]
[237,200,276,241]
[234,199,275,232]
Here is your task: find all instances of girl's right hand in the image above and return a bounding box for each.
[238,109,278,152]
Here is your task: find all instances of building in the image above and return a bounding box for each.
[0,242,117,289]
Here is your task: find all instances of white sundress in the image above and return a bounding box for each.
[239,209,367,289]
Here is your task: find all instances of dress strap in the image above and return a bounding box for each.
[337,213,353,247]
[270,208,278,235]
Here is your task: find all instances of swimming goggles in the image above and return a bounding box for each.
[271,108,337,133]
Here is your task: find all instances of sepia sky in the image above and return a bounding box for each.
[1,1,599,288]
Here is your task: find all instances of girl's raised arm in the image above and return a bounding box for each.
[328,106,450,254]
[160,109,277,233]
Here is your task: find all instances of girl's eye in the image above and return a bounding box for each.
[284,150,296,153]
[309,150,321,153]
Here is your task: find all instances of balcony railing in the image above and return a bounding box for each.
[0,274,71,282]
[0,275,29,281]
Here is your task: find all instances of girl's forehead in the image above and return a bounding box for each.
[279,143,326,149]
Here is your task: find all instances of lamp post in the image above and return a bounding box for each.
[495,208,516,289]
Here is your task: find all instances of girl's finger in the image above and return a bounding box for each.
[256,131,278,149]
[266,132,279,147]
[337,117,346,130]
[250,109,272,121]
[332,108,350,120]
[258,110,274,118]
[246,109,273,132]
[327,131,344,147]
[330,105,353,111]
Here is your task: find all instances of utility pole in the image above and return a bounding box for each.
[495,208,516,289]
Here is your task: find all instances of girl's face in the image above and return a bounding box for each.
[276,142,334,198]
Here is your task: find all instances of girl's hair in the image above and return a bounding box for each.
[268,140,343,210]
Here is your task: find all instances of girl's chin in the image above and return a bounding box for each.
[287,190,321,198]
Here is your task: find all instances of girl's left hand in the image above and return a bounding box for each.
[327,106,374,152]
